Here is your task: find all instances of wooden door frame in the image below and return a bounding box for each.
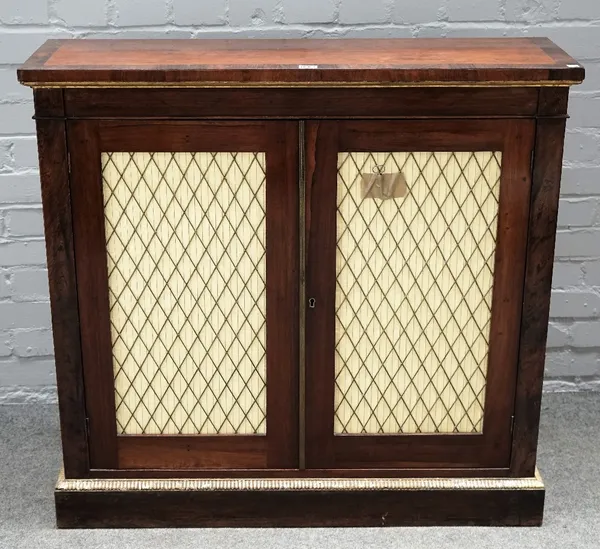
[67,120,299,471]
[304,119,535,470]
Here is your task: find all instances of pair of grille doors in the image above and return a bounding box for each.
[73,118,533,472]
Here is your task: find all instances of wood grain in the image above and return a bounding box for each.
[68,120,118,470]
[304,121,338,469]
[18,38,584,86]
[337,119,506,151]
[118,436,268,469]
[265,122,300,468]
[34,90,89,478]
[63,87,540,119]
[97,120,268,151]
[55,484,544,527]
[481,119,535,466]
[511,89,569,476]
[33,87,64,117]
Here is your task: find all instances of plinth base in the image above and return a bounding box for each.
[55,469,545,528]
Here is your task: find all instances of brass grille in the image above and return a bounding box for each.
[335,151,502,434]
[102,152,267,435]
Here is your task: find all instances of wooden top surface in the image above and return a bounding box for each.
[18,38,584,87]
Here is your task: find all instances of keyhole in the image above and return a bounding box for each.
[308,298,316,309]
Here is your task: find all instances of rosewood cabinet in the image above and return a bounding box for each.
[18,37,583,527]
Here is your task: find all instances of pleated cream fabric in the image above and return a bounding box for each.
[102,152,267,435]
[335,152,502,434]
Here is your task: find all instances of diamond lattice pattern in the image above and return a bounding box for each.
[335,151,502,434]
[102,152,267,435]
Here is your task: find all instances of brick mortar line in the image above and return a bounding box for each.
[3,20,600,32]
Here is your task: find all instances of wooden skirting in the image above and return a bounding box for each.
[55,469,545,527]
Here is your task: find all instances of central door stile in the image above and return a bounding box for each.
[299,120,307,470]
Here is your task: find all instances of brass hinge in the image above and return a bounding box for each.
[67,151,72,174]
[510,415,515,434]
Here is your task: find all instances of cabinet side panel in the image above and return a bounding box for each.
[34,90,89,478]
[511,89,569,476]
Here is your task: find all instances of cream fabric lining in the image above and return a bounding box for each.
[102,152,267,435]
[335,151,502,434]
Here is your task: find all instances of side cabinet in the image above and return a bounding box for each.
[18,37,584,527]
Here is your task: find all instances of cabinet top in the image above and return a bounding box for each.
[18,38,584,88]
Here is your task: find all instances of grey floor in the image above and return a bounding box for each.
[1,393,599,548]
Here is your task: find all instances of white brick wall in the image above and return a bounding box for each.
[0,0,599,390]
[174,0,227,26]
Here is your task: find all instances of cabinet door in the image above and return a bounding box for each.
[305,120,534,470]
[69,121,299,471]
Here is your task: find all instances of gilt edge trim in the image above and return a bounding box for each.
[56,468,544,492]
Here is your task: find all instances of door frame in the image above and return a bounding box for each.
[68,120,299,470]
[304,119,535,470]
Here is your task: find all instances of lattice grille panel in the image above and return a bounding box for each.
[335,151,502,434]
[102,152,267,435]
